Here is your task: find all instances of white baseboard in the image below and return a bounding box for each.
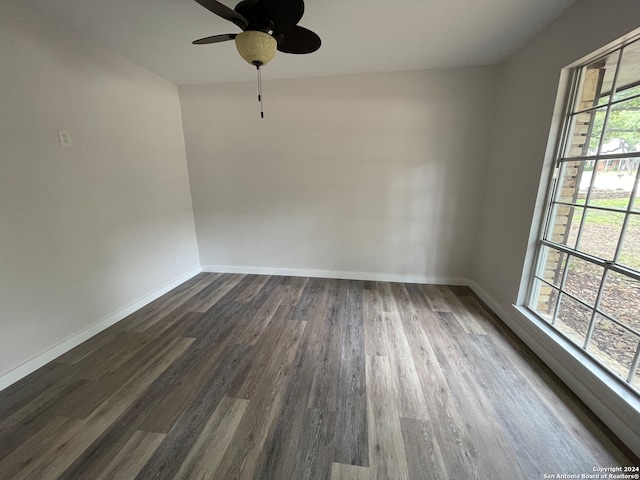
[468,280,640,459]
[201,264,468,286]
[0,266,202,392]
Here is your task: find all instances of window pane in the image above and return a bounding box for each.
[575,162,592,206]
[557,160,584,203]
[601,97,640,155]
[618,214,640,272]
[576,51,619,109]
[587,194,632,210]
[578,161,634,209]
[577,208,625,260]
[564,256,603,306]
[587,314,639,380]
[555,294,592,345]
[537,246,567,287]
[545,204,582,248]
[564,108,606,158]
[530,279,558,323]
[600,271,640,329]
[614,39,640,101]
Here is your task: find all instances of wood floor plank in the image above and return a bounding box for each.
[429,312,529,479]
[0,415,78,480]
[138,302,205,338]
[290,407,338,480]
[250,282,336,480]
[191,273,248,313]
[438,286,486,334]
[125,273,220,333]
[72,331,149,380]
[459,289,634,466]
[292,276,326,321]
[365,354,409,480]
[375,281,396,313]
[468,332,608,475]
[400,417,447,480]
[278,276,308,309]
[1,336,194,480]
[331,463,371,480]
[380,310,429,419]
[258,286,341,479]
[228,314,307,400]
[138,337,244,433]
[214,319,308,480]
[307,279,343,412]
[49,337,194,478]
[58,346,206,477]
[448,285,474,297]
[133,343,250,479]
[0,362,71,421]
[53,323,130,365]
[454,289,600,431]
[420,284,452,312]
[237,274,271,303]
[183,284,254,343]
[54,316,200,420]
[379,284,429,419]
[230,281,294,346]
[242,275,283,311]
[363,288,388,357]
[173,397,250,480]
[0,378,87,460]
[184,273,230,307]
[95,430,165,480]
[56,336,197,479]
[401,286,488,480]
[456,294,496,328]
[1,273,636,480]
[333,280,369,467]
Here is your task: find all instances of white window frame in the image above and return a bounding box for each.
[521,32,640,396]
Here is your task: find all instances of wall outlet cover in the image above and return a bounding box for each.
[57,130,72,147]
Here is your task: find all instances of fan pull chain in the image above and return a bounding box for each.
[256,65,264,119]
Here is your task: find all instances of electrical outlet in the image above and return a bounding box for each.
[176,255,181,265]
[57,130,72,147]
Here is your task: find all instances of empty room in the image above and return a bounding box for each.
[1,0,639,478]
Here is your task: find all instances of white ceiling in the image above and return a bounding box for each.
[23,0,579,85]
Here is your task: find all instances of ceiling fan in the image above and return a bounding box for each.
[192,0,321,117]
[192,0,320,65]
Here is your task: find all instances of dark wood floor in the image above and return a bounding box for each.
[0,273,636,479]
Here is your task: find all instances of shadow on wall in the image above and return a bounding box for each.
[181,67,497,278]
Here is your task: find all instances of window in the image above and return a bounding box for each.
[528,36,640,393]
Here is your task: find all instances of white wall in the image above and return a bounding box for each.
[180,67,498,282]
[475,0,640,309]
[473,0,640,456]
[0,3,200,380]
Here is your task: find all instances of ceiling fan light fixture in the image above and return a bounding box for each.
[235,30,277,66]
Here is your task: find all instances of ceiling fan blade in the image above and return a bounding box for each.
[256,0,304,34]
[193,0,248,30]
[277,26,321,54]
[233,0,266,29]
[192,33,237,45]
